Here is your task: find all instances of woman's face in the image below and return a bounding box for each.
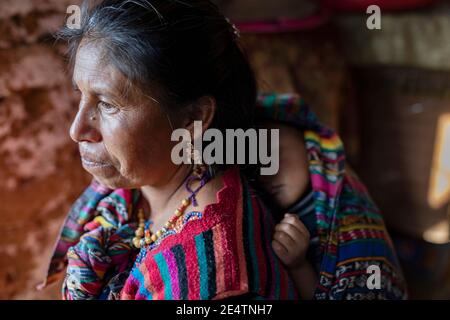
[70,41,179,189]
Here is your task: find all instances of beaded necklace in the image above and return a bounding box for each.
[132,164,211,249]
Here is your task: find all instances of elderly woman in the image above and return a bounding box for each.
[39,0,297,300]
[40,0,407,300]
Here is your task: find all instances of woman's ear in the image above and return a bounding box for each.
[184,95,216,140]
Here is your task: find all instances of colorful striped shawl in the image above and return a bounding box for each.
[256,93,408,299]
[41,166,298,300]
[120,167,298,300]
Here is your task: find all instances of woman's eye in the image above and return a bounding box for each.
[98,101,119,113]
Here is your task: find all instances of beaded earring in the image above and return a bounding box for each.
[185,142,210,207]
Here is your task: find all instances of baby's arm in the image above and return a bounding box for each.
[272,213,318,300]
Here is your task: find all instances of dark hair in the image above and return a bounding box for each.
[58,0,257,132]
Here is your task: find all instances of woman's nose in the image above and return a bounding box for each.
[69,104,102,143]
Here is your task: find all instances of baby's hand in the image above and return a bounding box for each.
[272,213,310,269]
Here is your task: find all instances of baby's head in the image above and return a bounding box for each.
[258,121,310,210]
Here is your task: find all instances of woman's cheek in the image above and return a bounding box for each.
[99,119,134,170]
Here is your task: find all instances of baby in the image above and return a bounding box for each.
[259,121,318,300]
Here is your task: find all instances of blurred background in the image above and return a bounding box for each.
[0,0,449,299]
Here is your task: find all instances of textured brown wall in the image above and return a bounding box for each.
[242,29,350,131]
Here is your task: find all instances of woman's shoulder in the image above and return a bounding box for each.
[145,167,244,250]
[194,167,242,223]
[120,167,246,299]
[121,167,298,300]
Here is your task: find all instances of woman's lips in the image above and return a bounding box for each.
[81,157,110,168]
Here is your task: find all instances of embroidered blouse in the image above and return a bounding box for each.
[41,166,299,300]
